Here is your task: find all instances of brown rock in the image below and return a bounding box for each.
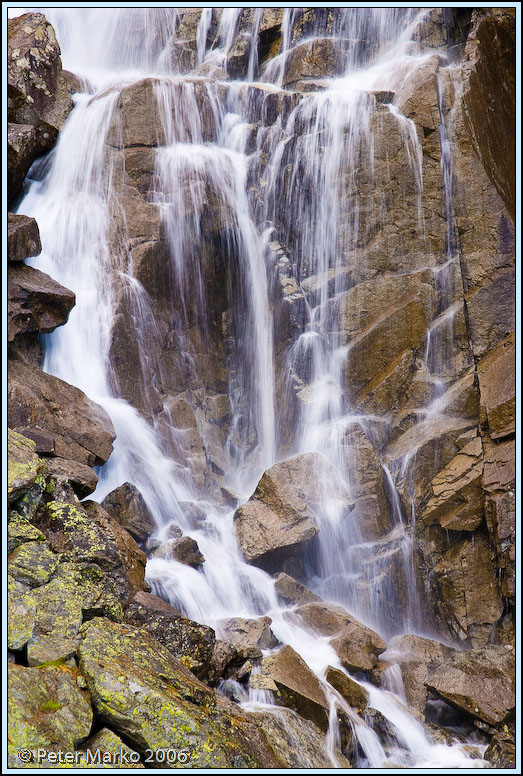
[273,572,322,606]
[8,263,75,343]
[425,645,515,725]
[8,356,115,467]
[383,634,453,713]
[217,616,279,652]
[477,333,515,440]
[482,438,516,601]
[432,533,503,646]
[8,13,73,128]
[260,645,330,731]
[462,12,515,220]
[8,122,53,201]
[151,536,205,567]
[325,666,368,711]
[44,457,99,499]
[292,601,386,672]
[234,452,348,572]
[7,212,41,262]
[466,269,515,360]
[421,436,484,531]
[102,482,156,544]
[281,38,350,87]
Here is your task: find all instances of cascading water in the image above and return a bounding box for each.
[16,6,489,769]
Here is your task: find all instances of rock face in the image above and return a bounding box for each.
[425,645,515,726]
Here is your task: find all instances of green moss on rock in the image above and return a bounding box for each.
[8,540,60,587]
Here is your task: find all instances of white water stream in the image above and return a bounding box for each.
[16,7,487,769]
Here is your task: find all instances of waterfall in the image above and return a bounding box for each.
[16,7,489,769]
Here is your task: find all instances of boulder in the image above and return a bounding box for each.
[8,664,92,757]
[292,601,386,671]
[8,574,36,651]
[234,453,345,572]
[101,482,156,544]
[273,572,322,606]
[18,562,123,666]
[248,707,350,768]
[205,639,241,685]
[8,356,115,467]
[77,617,276,767]
[8,263,75,343]
[8,540,59,588]
[217,616,279,653]
[8,120,55,203]
[484,726,516,769]
[7,212,41,263]
[44,456,99,499]
[150,536,205,567]
[325,666,368,712]
[125,591,215,678]
[7,13,73,129]
[259,645,330,731]
[421,436,484,531]
[425,645,515,726]
[82,729,144,769]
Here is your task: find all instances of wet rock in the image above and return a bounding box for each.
[8,663,92,756]
[8,263,75,343]
[325,666,368,712]
[421,436,484,531]
[154,535,205,567]
[205,639,241,685]
[126,591,215,678]
[8,356,115,467]
[7,212,41,263]
[78,617,272,767]
[273,572,322,606]
[8,121,56,204]
[425,645,515,725]
[234,453,344,572]
[382,634,453,713]
[217,616,279,653]
[249,707,350,768]
[280,38,351,88]
[259,645,330,731]
[101,482,156,544]
[7,428,46,504]
[292,601,386,671]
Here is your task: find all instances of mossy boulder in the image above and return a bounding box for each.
[8,540,60,587]
[7,428,46,504]
[20,562,123,666]
[77,618,277,767]
[8,663,92,755]
[8,515,45,554]
[33,500,146,604]
[81,729,144,769]
[8,574,35,651]
[125,591,215,678]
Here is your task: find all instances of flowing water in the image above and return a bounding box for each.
[17,7,487,768]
